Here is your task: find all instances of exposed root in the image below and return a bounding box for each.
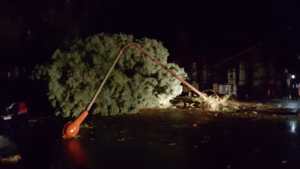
[171,94,276,112]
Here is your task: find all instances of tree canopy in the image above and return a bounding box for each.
[34,33,187,117]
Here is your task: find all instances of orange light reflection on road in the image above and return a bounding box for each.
[64,139,88,169]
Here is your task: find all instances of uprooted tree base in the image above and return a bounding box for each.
[170,95,286,115]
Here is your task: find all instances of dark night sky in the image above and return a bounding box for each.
[1,0,300,67]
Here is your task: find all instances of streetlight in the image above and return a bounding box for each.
[291,74,296,79]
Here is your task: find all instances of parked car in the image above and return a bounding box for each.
[0,101,29,137]
[0,102,28,121]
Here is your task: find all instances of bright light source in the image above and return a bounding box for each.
[288,120,297,134]
[291,74,296,79]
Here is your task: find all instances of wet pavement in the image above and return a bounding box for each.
[271,99,300,112]
[2,114,300,169]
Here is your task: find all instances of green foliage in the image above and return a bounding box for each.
[34,33,187,117]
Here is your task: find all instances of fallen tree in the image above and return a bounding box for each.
[34,33,275,118]
[34,34,187,117]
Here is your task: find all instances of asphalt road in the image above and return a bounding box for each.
[2,115,300,169]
